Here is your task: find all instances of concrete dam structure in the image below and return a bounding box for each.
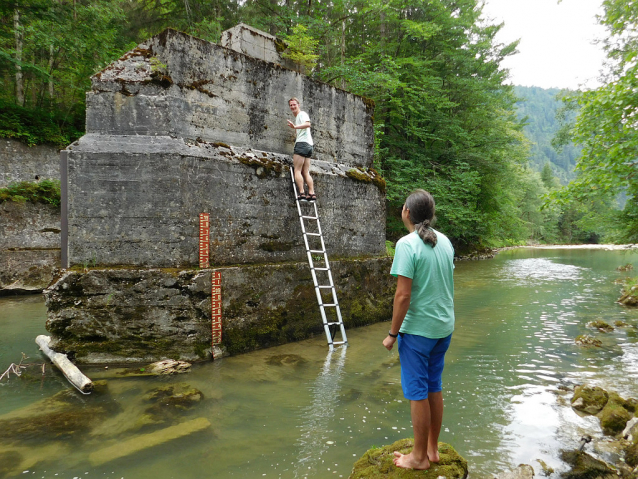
[45,25,394,363]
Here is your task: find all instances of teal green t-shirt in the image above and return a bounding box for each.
[390,229,455,338]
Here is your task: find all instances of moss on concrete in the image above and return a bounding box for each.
[350,439,467,479]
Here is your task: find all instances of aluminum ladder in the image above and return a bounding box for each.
[290,167,348,350]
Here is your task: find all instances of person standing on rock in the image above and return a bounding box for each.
[382,190,455,471]
[287,97,315,202]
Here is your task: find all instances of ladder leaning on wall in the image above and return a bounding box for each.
[290,167,348,350]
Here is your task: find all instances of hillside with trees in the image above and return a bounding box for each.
[514,85,581,184]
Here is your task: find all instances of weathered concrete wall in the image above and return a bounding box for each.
[87,28,374,167]
[65,135,385,268]
[1,140,60,187]
[44,257,393,363]
[0,201,60,294]
[220,23,296,71]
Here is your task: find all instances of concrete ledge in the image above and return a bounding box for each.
[65,135,385,268]
[43,256,393,363]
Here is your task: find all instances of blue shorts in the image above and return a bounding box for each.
[398,333,452,400]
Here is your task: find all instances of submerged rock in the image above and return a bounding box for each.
[559,450,617,479]
[571,385,609,415]
[349,439,467,479]
[144,383,203,410]
[586,321,614,333]
[495,464,535,479]
[618,282,638,306]
[265,354,308,368]
[146,359,192,375]
[575,335,603,347]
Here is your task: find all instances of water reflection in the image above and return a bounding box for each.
[294,346,347,478]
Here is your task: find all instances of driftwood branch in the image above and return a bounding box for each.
[35,335,93,393]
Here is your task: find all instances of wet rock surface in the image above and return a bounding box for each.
[349,439,468,479]
[571,385,609,415]
[559,450,618,479]
[44,257,393,363]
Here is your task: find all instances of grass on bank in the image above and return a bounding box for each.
[0,180,62,207]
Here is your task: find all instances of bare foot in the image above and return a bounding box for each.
[393,451,430,470]
[428,446,440,463]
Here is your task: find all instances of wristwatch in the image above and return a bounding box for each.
[388,331,398,338]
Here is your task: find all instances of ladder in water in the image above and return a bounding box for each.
[290,168,348,350]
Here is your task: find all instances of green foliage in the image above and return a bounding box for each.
[0,180,61,207]
[552,0,638,242]
[385,240,395,257]
[0,99,82,147]
[281,24,320,73]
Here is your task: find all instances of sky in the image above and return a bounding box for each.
[480,0,607,90]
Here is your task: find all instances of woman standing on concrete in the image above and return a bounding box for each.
[287,97,315,202]
[382,190,455,471]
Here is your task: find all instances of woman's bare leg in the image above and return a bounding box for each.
[293,154,306,194]
[301,157,314,195]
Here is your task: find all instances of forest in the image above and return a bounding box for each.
[1,0,636,248]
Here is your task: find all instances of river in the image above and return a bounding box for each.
[1,247,637,478]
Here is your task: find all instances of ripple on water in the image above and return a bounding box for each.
[500,258,588,284]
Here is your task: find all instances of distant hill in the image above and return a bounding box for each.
[514,85,581,184]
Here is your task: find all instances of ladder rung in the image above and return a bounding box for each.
[308,249,325,253]
[302,215,318,220]
[320,303,338,307]
[305,232,321,236]
[312,267,330,271]
[317,285,333,289]
[331,341,347,345]
[325,322,342,326]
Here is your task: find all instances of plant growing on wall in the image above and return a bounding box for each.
[281,24,319,73]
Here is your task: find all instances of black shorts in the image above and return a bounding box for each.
[294,142,314,158]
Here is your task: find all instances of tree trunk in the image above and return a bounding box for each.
[14,8,24,106]
[48,44,54,99]
[341,19,346,89]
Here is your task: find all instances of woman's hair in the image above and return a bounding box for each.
[405,189,437,247]
[289,97,300,106]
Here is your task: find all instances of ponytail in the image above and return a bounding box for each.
[405,190,437,248]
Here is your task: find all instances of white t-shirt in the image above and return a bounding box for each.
[295,111,313,145]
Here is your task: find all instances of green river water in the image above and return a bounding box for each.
[1,248,638,479]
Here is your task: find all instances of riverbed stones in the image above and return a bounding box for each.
[571,385,609,415]
[559,450,617,479]
[586,320,614,333]
[598,393,633,436]
[349,439,468,479]
[495,464,535,479]
[146,359,191,375]
[574,335,603,347]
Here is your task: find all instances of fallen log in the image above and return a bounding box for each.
[35,335,93,393]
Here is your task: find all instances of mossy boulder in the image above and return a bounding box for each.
[597,393,633,436]
[559,450,616,479]
[575,335,602,347]
[143,383,203,410]
[571,385,609,415]
[586,320,614,333]
[625,440,638,468]
[349,439,467,479]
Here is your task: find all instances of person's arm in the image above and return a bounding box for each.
[287,120,311,129]
[383,275,412,351]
